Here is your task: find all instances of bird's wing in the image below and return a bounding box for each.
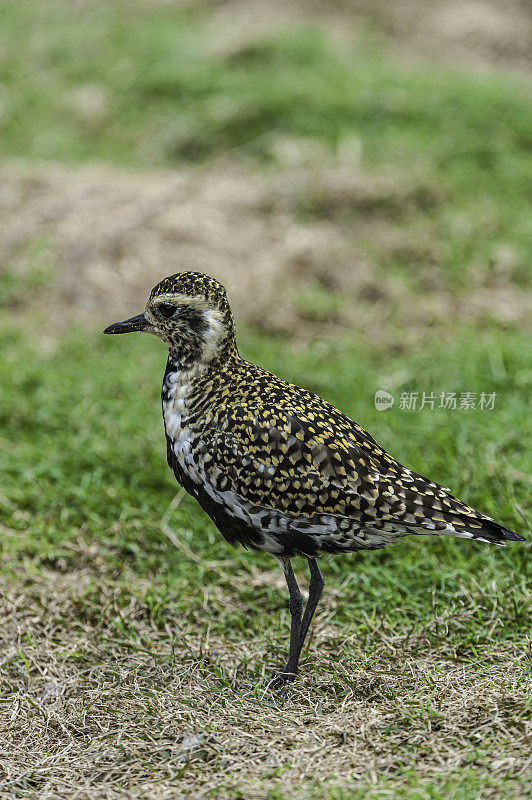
[201,403,495,537]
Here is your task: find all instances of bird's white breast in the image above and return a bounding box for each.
[162,370,194,460]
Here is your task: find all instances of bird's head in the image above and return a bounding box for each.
[104,272,237,370]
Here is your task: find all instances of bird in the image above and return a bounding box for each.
[104,271,525,687]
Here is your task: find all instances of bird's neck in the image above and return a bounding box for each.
[162,348,241,422]
[166,325,238,374]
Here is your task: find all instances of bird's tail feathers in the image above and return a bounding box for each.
[416,515,526,546]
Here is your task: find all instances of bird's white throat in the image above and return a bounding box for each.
[162,367,194,445]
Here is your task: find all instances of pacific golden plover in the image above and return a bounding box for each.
[104,272,525,686]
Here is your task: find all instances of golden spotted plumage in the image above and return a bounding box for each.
[104,271,525,685]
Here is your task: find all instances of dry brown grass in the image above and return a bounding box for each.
[2,161,531,350]
[207,0,532,73]
[1,548,530,799]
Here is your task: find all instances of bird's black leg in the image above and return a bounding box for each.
[297,557,324,658]
[275,557,324,687]
[270,557,303,686]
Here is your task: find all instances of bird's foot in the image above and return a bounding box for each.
[231,669,297,700]
[262,669,297,693]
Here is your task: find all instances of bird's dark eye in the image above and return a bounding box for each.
[158,303,176,319]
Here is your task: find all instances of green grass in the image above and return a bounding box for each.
[1,0,531,321]
[0,317,529,798]
[269,772,531,800]
[2,319,529,616]
[2,0,531,172]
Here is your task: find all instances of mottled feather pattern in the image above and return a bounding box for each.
[154,274,522,556]
[105,270,524,686]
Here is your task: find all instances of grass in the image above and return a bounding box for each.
[0,317,530,798]
[2,322,530,570]
[1,0,531,337]
[2,1,531,171]
[0,0,531,797]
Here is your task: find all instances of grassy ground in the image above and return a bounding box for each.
[0,1,531,798]
[1,324,530,799]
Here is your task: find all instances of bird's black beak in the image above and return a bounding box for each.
[103,313,150,335]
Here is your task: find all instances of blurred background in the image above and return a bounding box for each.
[1,0,531,343]
[1,2,531,798]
